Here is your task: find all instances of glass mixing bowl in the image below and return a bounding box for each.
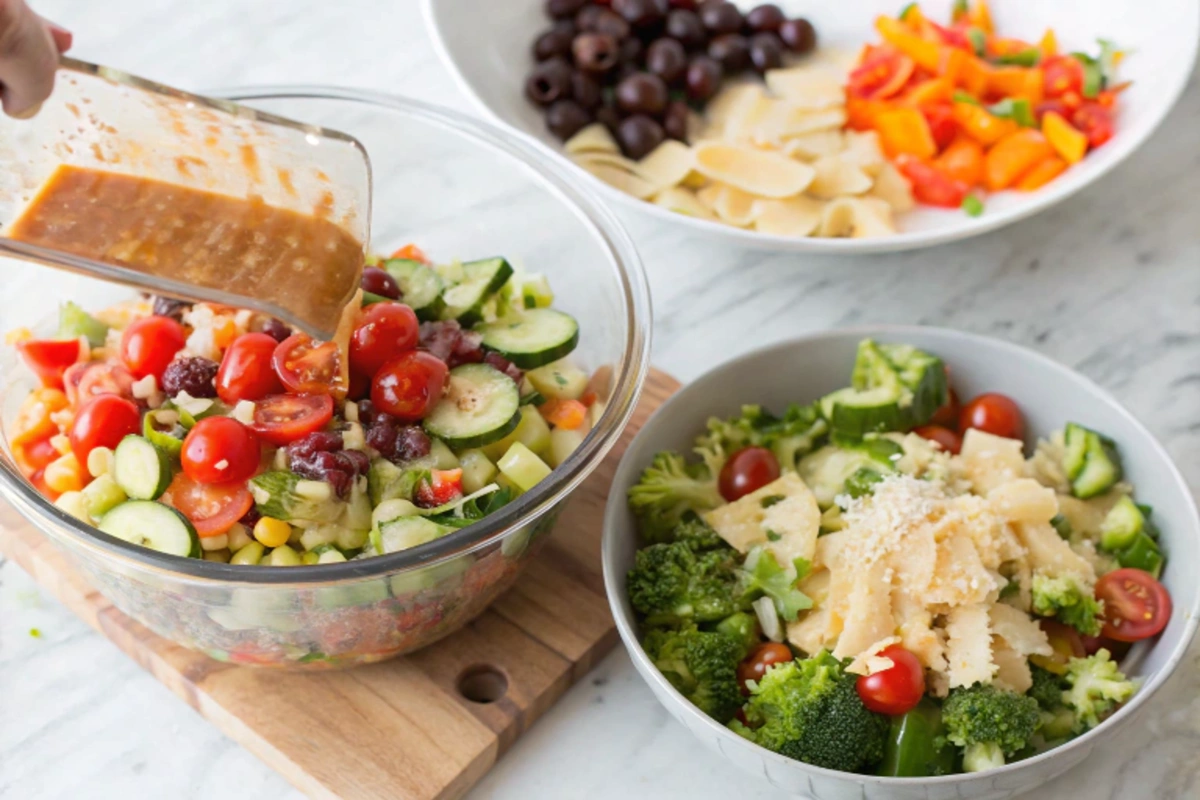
[0,88,651,669]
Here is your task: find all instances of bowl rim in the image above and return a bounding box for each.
[421,0,1200,255]
[0,85,653,585]
[601,324,1200,787]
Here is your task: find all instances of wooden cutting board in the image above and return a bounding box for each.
[0,369,679,800]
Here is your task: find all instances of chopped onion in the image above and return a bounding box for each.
[753,596,783,642]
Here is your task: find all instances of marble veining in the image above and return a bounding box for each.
[1,1,1198,798]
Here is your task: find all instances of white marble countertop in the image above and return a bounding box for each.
[2,1,1199,798]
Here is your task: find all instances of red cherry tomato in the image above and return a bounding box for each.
[371,351,449,422]
[855,645,926,716]
[718,446,780,502]
[922,102,958,150]
[848,51,916,100]
[272,334,342,395]
[1095,568,1172,643]
[912,424,963,454]
[163,472,254,537]
[1072,102,1115,149]
[959,392,1024,439]
[894,154,969,208]
[16,339,80,389]
[17,434,62,472]
[1032,618,1088,674]
[413,468,464,509]
[69,394,140,465]
[181,417,261,485]
[217,333,283,404]
[249,394,335,446]
[930,386,961,428]
[736,642,793,694]
[120,316,187,380]
[349,302,420,378]
[64,360,135,407]
[347,369,371,401]
[1043,55,1085,99]
[1079,633,1132,660]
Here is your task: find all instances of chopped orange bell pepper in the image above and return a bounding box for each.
[990,38,1035,57]
[984,130,1054,190]
[938,47,968,85]
[935,136,985,187]
[876,107,939,159]
[1015,156,1068,191]
[903,77,955,107]
[1041,111,1088,164]
[957,56,991,96]
[875,16,942,71]
[952,102,1018,145]
[968,0,994,33]
[10,388,68,449]
[1039,28,1058,57]
[846,96,890,131]
[988,67,1043,104]
[539,398,587,430]
[390,243,429,263]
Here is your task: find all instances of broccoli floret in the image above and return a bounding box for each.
[672,514,726,551]
[739,548,813,623]
[713,611,760,659]
[628,452,724,543]
[1031,573,1105,636]
[1027,664,1067,711]
[942,683,1040,771]
[736,651,888,772]
[643,625,745,723]
[696,403,828,474]
[1063,649,1137,732]
[627,542,745,626]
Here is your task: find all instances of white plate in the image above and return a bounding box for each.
[424,0,1198,253]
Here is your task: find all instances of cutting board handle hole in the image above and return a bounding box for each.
[457,664,509,704]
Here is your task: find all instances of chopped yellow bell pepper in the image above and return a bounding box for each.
[987,67,1044,104]
[875,15,942,71]
[969,0,994,34]
[875,107,938,159]
[903,77,954,107]
[985,130,1054,191]
[1042,111,1088,164]
[1039,28,1058,57]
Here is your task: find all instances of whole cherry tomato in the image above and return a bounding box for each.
[912,424,963,454]
[959,392,1024,439]
[217,333,283,404]
[120,316,187,380]
[69,394,140,465]
[272,334,342,395]
[250,394,334,446]
[737,642,794,694]
[930,386,961,428]
[349,302,420,378]
[1094,568,1172,643]
[371,351,449,422]
[1072,102,1115,149]
[163,472,254,537]
[1043,55,1085,99]
[855,645,926,716]
[181,417,261,485]
[718,446,780,502]
[16,339,80,389]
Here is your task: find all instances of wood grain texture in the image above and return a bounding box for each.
[0,369,679,800]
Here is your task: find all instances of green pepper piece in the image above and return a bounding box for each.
[1070,52,1104,98]
[1117,532,1164,578]
[993,48,1041,67]
[879,699,957,777]
[967,28,987,58]
[143,409,186,458]
[362,290,391,306]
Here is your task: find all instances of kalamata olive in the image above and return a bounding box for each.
[663,100,690,140]
[575,5,606,30]
[571,71,603,109]
[615,71,668,116]
[613,0,666,28]
[669,0,698,8]
[685,54,723,102]
[619,36,645,64]
[707,33,749,73]
[572,32,620,73]
[361,266,400,299]
[779,17,817,53]
[665,9,706,49]
[533,22,577,61]
[546,99,593,140]
[525,57,574,105]
[583,8,631,39]
[749,32,783,73]
[699,1,743,35]
[617,114,666,159]
[596,104,622,133]
[645,38,688,84]
[745,3,786,33]
[546,0,588,19]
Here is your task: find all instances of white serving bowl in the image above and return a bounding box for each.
[424,0,1198,254]
[601,327,1199,799]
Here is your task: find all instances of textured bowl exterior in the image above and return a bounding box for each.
[602,327,1200,798]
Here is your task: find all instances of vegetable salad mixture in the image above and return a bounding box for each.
[7,245,598,567]
[626,339,1171,776]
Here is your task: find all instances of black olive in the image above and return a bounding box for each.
[699,1,743,35]
[532,21,577,61]
[571,71,603,109]
[779,18,817,54]
[619,36,645,64]
[525,57,574,106]
[645,38,688,84]
[663,100,690,141]
[546,99,593,140]
[595,104,622,134]
[575,5,606,31]
[615,71,669,116]
[707,33,749,73]
[748,32,783,73]
[669,0,697,8]
[613,0,666,28]
[744,4,785,33]
[685,54,722,103]
[545,0,588,19]
[617,114,666,159]
[587,8,632,39]
[572,32,620,73]
[665,9,706,49]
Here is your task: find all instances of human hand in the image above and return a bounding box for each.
[0,0,71,118]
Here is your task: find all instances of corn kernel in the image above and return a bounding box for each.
[253,517,292,548]
[200,533,228,552]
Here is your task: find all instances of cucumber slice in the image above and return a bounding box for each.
[367,459,424,505]
[384,258,446,321]
[1062,423,1090,480]
[423,364,521,449]
[376,516,446,554]
[82,474,127,518]
[478,309,580,369]
[98,501,200,558]
[1065,425,1122,499]
[497,442,552,492]
[112,435,172,500]
[820,386,906,439]
[1100,495,1145,551]
[438,257,514,327]
[459,449,498,494]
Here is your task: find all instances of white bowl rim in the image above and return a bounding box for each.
[421,0,1200,255]
[601,324,1200,786]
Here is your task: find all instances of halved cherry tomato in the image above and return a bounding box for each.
[1031,618,1087,675]
[64,360,135,407]
[737,642,793,693]
[718,446,780,502]
[930,386,961,428]
[349,302,420,378]
[1079,633,1131,660]
[894,154,969,208]
[181,417,261,485]
[1072,102,1115,149]
[347,369,371,401]
[273,334,341,395]
[16,434,62,473]
[912,424,963,454]
[848,50,916,100]
[390,243,429,263]
[1095,568,1172,643]
[16,339,80,389]
[1042,55,1084,99]
[69,394,140,465]
[921,102,959,150]
[414,468,464,509]
[959,392,1024,439]
[217,333,283,404]
[250,394,335,446]
[163,472,254,537]
[856,645,926,716]
[120,316,187,380]
[371,351,448,422]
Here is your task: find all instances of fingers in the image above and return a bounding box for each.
[46,22,72,54]
[0,0,63,118]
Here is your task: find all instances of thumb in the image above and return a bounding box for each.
[0,0,61,118]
